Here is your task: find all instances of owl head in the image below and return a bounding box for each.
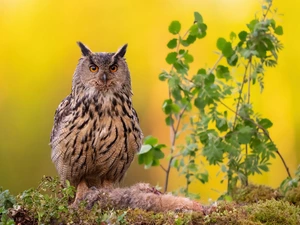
[72,42,132,96]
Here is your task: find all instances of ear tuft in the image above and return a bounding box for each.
[77,41,92,56]
[115,44,128,58]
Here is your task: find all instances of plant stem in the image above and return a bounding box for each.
[164,105,189,193]
[244,57,252,186]
[263,0,272,21]
[209,54,223,74]
[245,144,249,186]
[160,165,167,172]
[232,59,251,129]
[164,26,193,193]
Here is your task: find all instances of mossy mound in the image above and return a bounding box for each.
[246,199,300,224]
[284,185,300,206]
[1,178,300,224]
[231,184,283,203]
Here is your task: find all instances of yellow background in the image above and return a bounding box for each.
[0,0,299,202]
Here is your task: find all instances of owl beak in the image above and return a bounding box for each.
[102,73,107,84]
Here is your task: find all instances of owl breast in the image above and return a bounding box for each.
[51,91,143,188]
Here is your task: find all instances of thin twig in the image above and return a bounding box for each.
[244,57,252,187]
[160,165,167,173]
[164,156,173,193]
[208,54,223,74]
[164,104,189,193]
[174,104,189,137]
[164,27,191,192]
[262,1,272,21]
[245,144,249,186]
[218,99,291,177]
[247,58,252,105]
[232,60,251,128]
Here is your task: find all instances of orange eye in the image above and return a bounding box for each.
[109,64,118,73]
[89,64,99,73]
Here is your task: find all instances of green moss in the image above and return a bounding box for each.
[232,184,282,203]
[2,177,300,224]
[246,199,300,224]
[284,185,300,206]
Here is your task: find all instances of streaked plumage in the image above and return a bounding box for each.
[50,42,143,203]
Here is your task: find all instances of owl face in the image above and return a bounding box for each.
[73,42,131,95]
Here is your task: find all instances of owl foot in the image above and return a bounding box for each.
[70,179,89,208]
[82,186,100,209]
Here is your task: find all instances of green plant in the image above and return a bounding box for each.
[0,188,16,225]
[280,165,300,194]
[138,0,290,197]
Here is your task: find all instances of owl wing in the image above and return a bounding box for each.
[50,94,72,145]
[132,108,140,123]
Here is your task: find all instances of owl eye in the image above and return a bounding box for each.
[109,64,118,73]
[89,64,99,73]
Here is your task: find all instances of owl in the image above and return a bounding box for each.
[50,42,143,204]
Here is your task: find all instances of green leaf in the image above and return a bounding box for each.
[199,132,208,144]
[184,53,194,63]
[174,61,188,74]
[258,118,273,129]
[169,21,181,34]
[238,133,252,144]
[180,38,190,47]
[138,145,152,154]
[153,149,165,159]
[194,12,203,23]
[168,75,180,89]
[143,152,153,168]
[197,23,207,38]
[162,99,172,114]
[205,73,215,85]
[216,118,228,132]
[171,89,182,100]
[247,19,259,32]
[189,24,199,36]
[187,163,198,172]
[222,42,234,57]
[144,136,158,145]
[179,49,185,55]
[196,171,209,184]
[158,71,169,81]
[165,115,174,126]
[217,38,226,51]
[259,164,269,172]
[230,32,236,41]
[197,68,206,75]
[186,35,196,44]
[238,31,248,41]
[203,142,224,165]
[216,65,230,80]
[171,158,179,170]
[256,42,267,58]
[171,103,181,114]
[239,126,254,133]
[194,97,206,110]
[166,52,177,64]
[269,19,276,29]
[167,39,177,49]
[227,53,238,66]
[274,26,283,35]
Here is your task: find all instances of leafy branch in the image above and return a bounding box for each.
[138,0,288,197]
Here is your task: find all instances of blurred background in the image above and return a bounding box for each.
[0,0,299,203]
